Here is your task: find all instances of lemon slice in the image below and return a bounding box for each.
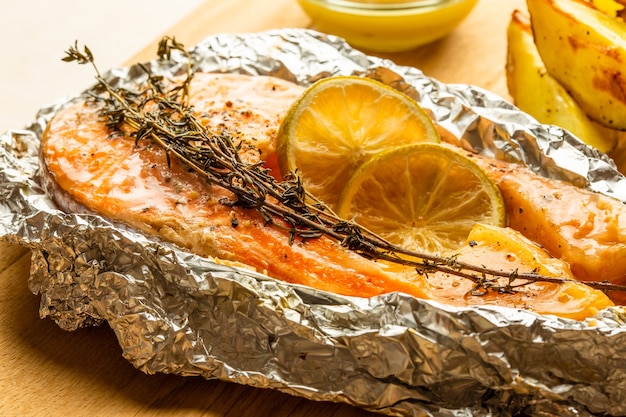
[276,75,440,209]
[336,143,506,254]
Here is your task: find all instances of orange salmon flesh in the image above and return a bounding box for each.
[41,72,618,320]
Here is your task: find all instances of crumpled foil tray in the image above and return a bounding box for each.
[2,29,626,417]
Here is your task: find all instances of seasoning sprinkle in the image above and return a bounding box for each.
[62,38,626,297]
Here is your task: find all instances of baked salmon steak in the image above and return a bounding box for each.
[468,151,626,305]
[40,71,618,320]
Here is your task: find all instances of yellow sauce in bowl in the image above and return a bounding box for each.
[297,0,479,52]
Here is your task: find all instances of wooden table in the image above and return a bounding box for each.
[0,0,526,415]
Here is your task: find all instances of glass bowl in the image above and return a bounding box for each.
[297,0,479,52]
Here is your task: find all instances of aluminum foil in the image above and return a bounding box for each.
[2,29,626,417]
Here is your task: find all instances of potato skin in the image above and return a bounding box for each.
[528,0,626,130]
[506,9,619,153]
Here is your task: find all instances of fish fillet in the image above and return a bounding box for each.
[40,72,614,319]
[468,151,626,304]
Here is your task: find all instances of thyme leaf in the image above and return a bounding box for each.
[62,39,626,298]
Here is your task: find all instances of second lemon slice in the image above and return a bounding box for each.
[336,143,506,255]
[276,75,440,209]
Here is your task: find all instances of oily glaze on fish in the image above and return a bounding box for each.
[466,150,626,304]
[41,72,430,300]
[400,222,610,316]
[41,72,614,319]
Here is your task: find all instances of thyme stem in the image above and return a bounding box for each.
[63,39,626,297]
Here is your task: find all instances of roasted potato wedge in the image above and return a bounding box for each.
[506,9,619,153]
[587,0,625,16]
[527,0,626,130]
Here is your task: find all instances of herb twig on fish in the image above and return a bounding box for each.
[63,38,626,296]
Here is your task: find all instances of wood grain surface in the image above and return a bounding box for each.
[1,0,526,415]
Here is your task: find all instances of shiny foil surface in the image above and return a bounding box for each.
[2,29,626,417]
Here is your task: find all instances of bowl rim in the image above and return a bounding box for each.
[300,0,473,11]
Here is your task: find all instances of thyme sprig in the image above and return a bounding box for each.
[63,38,626,297]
